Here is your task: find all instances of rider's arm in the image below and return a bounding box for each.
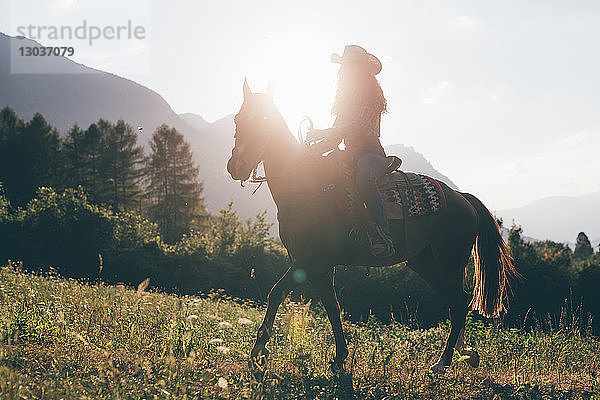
[325,95,383,141]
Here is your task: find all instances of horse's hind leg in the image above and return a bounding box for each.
[432,290,480,371]
[250,266,295,366]
[409,245,474,373]
[311,267,348,373]
[430,289,468,373]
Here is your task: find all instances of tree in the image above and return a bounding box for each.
[99,120,144,211]
[208,201,240,257]
[145,124,205,243]
[574,232,593,261]
[0,108,23,204]
[63,119,144,211]
[0,108,62,206]
[62,124,87,188]
[0,183,9,220]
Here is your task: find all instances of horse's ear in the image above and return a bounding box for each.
[266,78,275,100]
[243,77,252,100]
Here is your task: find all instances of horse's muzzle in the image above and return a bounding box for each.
[227,155,252,182]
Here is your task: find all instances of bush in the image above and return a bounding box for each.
[0,187,288,305]
[1,187,115,277]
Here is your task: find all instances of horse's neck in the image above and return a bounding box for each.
[262,123,304,209]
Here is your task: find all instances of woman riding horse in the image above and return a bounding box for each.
[227,47,518,374]
[307,45,395,258]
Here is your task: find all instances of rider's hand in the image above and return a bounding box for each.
[310,138,337,155]
[306,129,326,143]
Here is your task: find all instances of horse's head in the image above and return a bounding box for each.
[227,78,278,182]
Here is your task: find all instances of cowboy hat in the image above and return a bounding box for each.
[330,45,382,75]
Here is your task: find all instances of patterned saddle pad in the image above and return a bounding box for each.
[377,172,446,219]
[335,162,446,220]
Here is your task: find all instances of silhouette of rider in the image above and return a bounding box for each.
[307,45,395,257]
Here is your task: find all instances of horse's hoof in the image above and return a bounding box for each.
[461,349,480,368]
[429,359,449,375]
[248,348,269,372]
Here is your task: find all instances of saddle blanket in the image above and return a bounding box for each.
[378,172,446,219]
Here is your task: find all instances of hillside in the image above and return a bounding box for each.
[0,265,597,399]
[384,144,458,189]
[179,112,210,131]
[0,33,195,143]
[498,191,600,245]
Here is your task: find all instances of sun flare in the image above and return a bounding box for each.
[242,33,339,134]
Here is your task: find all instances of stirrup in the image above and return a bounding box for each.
[369,225,395,257]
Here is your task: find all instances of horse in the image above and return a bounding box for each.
[226,78,518,374]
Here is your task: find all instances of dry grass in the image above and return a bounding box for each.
[0,264,599,399]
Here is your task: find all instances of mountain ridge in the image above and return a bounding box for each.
[498,191,600,244]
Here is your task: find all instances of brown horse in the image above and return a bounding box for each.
[227,79,518,374]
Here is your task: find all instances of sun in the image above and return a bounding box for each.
[243,33,339,135]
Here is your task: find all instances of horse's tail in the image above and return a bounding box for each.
[461,192,519,318]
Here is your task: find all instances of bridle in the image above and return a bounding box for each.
[236,115,316,189]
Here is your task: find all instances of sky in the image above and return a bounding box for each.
[1,0,599,211]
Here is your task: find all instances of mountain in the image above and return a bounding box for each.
[0,32,194,143]
[179,113,210,131]
[383,144,458,190]
[0,32,462,234]
[498,192,600,245]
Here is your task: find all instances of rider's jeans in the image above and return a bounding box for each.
[356,153,391,239]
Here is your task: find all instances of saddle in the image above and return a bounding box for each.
[383,155,403,175]
[330,153,446,221]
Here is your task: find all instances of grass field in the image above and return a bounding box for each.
[0,264,599,399]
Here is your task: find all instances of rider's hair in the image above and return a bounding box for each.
[332,64,388,116]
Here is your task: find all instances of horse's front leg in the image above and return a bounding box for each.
[311,267,348,374]
[250,266,294,368]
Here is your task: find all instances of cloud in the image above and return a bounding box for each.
[53,0,76,10]
[461,127,600,209]
[421,81,454,105]
[449,15,485,31]
[559,129,598,146]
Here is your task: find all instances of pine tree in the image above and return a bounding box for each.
[99,120,144,211]
[573,232,593,260]
[145,124,205,243]
[0,108,61,206]
[63,119,144,211]
[84,121,107,201]
[0,107,24,203]
[62,124,87,188]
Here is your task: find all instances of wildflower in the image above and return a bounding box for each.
[187,314,198,322]
[216,346,230,354]
[238,317,253,325]
[218,321,232,329]
[217,377,228,389]
[137,277,150,293]
[208,338,223,345]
